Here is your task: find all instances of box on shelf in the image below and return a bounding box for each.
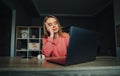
[28,43,40,50]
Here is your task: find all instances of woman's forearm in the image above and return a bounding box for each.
[42,37,54,57]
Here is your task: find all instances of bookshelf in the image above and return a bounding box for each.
[15,26,43,58]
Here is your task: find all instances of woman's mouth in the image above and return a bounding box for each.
[53,28,57,31]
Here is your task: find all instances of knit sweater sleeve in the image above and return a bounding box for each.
[42,37,54,57]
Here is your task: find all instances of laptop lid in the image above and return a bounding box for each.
[65,26,100,65]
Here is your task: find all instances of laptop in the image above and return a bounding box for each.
[47,26,100,66]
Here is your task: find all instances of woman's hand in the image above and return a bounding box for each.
[46,24,54,38]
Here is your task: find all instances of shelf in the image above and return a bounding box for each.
[16,38,28,39]
[16,50,28,51]
[15,26,42,57]
[29,38,40,39]
[29,50,40,51]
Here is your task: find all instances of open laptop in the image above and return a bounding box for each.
[47,26,100,66]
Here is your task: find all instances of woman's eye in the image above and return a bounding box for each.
[48,23,52,26]
[54,21,58,25]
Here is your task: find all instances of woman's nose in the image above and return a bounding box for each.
[53,24,56,28]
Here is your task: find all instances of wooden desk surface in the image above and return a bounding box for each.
[0,56,120,70]
[0,56,120,76]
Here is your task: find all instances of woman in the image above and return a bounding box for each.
[42,15,70,57]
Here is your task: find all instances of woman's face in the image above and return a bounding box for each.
[45,18,59,33]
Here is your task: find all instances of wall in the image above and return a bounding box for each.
[16,8,32,25]
[113,0,120,59]
[0,0,33,56]
[32,16,96,32]
[96,3,116,56]
[2,0,33,26]
[113,0,120,25]
[0,0,117,56]
[0,1,11,56]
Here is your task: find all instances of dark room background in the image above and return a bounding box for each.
[0,0,116,56]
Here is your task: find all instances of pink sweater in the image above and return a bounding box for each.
[42,33,70,57]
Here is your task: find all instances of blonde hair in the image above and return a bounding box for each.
[43,15,63,38]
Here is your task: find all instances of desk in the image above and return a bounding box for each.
[0,56,120,76]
